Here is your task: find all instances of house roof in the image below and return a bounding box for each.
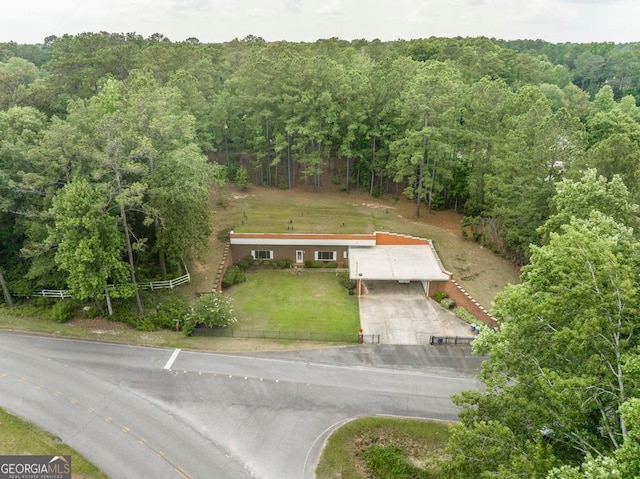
[229,232,376,247]
[348,245,450,282]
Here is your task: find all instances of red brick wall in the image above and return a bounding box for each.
[213,242,233,292]
[375,232,431,246]
[429,280,499,328]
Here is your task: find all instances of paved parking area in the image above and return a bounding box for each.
[358,281,475,345]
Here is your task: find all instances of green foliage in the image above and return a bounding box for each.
[235,255,255,271]
[364,445,430,479]
[453,306,475,322]
[275,258,292,269]
[304,260,338,269]
[432,291,448,302]
[110,290,189,331]
[439,297,456,310]
[336,272,356,293]
[182,292,237,335]
[234,165,250,189]
[221,265,247,289]
[448,184,640,477]
[49,300,77,323]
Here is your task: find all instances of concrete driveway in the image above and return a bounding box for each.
[358,281,475,344]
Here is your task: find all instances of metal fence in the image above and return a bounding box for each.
[429,335,475,346]
[193,327,364,343]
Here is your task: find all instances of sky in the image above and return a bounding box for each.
[2,0,639,45]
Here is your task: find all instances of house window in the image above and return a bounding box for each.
[252,250,273,260]
[315,251,336,261]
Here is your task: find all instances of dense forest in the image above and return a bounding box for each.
[1,33,640,478]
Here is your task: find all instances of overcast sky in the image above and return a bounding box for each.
[2,0,638,45]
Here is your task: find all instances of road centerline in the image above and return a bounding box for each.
[163,348,181,370]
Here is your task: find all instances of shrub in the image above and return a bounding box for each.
[183,293,237,335]
[222,265,247,289]
[139,294,190,331]
[433,291,448,302]
[439,297,456,310]
[49,300,77,323]
[276,258,292,269]
[235,255,255,271]
[454,306,477,324]
[336,272,357,294]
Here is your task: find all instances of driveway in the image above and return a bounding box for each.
[358,281,475,344]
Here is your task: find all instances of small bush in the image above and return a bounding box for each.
[276,258,292,269]
[49,300,77,323]
[235,255,255,271]
[439,297,456,310]
[222,265,247,289]
[433,291,448,302]
[183,293,237,335]
[323,262,338,268]
[454,306,477,324]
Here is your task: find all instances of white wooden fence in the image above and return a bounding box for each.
[31,268,190,299]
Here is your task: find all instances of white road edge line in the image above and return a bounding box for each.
[163,348,181,370]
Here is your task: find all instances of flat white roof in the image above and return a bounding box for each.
[348,245,450,281]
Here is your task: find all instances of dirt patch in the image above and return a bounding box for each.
[67,317,132,334]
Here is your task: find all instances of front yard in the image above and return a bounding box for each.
[227,269,360,334]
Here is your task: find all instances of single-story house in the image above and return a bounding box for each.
[226,230,499,327]
[229,231,452,296]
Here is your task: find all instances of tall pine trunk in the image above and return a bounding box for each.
[0,269,13,307]
[116,171,143,314]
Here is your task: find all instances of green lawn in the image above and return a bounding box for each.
[0,408,107,478]
[228,269,360,333]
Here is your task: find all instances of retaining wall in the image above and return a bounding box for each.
[213,242,233,292]
[430,279,500,328]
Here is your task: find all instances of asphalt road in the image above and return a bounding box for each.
[0,332,483,479]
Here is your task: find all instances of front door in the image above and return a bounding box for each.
[296,250,304,263]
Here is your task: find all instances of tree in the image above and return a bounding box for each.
[48,180,128,313]
[447,180,640,478]
[540,169,638,243]
[389,60,465,215]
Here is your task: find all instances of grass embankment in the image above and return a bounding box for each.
[316,417,451,479]
[229,270,359,333]
[0,408,107,479]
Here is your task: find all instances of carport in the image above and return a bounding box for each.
[348,245,450,295]
[349,245,470,344]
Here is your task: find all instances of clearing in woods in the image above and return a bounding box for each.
[190,186,521,309]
